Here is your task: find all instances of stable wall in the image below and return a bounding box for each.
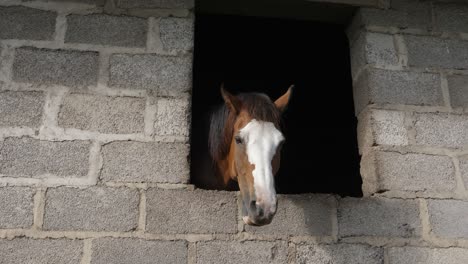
[0,0,467,263]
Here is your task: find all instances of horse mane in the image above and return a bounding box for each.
[208,92,281,162]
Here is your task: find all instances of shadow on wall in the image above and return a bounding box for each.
[191,14,362,197]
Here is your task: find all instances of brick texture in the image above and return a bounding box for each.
[427,199,468,239]
[13,47,99,87]
[101,141,189,183]
[434,3,468,33]
[0,137,90,178]
[447,74,468,108]
[117,0,195,9]
[353,68,443,114]
[414,113,468,148]
[65,14,147,47]
[338,197,421,238]
[154,97,190,136]
[109,54,192,96]
[406,35,468,69]
[160,18,194,51]
[0,6,56,40]
[375,151,456,192]
[0,187,34,228]
[91,238,187,264]
[44,187,139,231]
[58,93,145,134]
[388,247,468,264]
[358,109,408,149]
[146,189,237,234]
[196,241,288,264]
[0,91,45,128]
[0,238,82,264]
[296,244,384,264]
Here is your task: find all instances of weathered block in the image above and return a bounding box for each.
[245,194,333,236]
[447,74,468,108]
[101,141,189,183]
[0,238,82,264]
[160,18,194,51]
[117,0,195,9]
[460,155,468,188]
[427,199,468,239]
[353,68,443,114]
[375,151,456,192]
[146,189,237,234]
[356,5,431,31]
[66,14,147,47]
[109,54,192,96]
[414,113,468,148]
[0,91,45,128]
[58,93,145,134]
[0,187,34,228]
[44,187,139,231]
[338,197,421,238]
[0,6,56,40]
[388,247,468,264]
[0,137,90,178]
[406,35,468,69]
[296,244,384,264]
[154,97,190,136]
[91,238,187,264]
[434,3,468,33]
[196,241,288,264]
[13,47,99,87]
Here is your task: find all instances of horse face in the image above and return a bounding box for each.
[234,117,284,226]
[221,86,292,226]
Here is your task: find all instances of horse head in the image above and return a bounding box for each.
[209,85,292,226]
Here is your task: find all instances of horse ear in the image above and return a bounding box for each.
[221,84,241,113]
[274,85,293,113]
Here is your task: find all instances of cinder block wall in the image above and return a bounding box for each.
[0,0,467,263]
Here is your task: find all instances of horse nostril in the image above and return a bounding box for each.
[250,200,257,210]
[257,207,264,217]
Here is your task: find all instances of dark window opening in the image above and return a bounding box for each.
[190,13,362,197]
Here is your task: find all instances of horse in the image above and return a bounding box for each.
[208,85,292,226]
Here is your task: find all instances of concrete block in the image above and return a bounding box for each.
[109,54,192,96]
[65,14,147,47]
[146,189,237,234]
[160,18,194,51]
[91,238,187,264]
[447,74,468,108]
[154,97,190,136]
[353,68,443,114]
[414,113,468,148]
[44,187,139,231]
[58,93,145,134]
[358,109,408,148]
[196,241,287,264]
[13,47,99,87]
[388,247,468,264]
[296,243,384,264]
[460,155,468,188]
[101,141,189,183]
[0,137,90,178]
[0,91,45,128]
[427,199,468,239]
[406,35,468,69]
[338,197,421,238]
[375,151,456,192]
[434,3,468,33]
[0,238,82,264]
[117,0,195,9]
[0,6,56,40]
[0,187,34,228]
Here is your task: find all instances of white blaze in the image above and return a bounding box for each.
[239,119,284,212]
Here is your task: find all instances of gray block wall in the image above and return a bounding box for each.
[0,0,467,263]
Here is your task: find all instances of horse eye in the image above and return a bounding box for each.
[235,136,243,144]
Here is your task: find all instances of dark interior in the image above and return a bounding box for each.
[190,12,362,197]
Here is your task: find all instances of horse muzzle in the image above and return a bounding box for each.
[242,199,277,226]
